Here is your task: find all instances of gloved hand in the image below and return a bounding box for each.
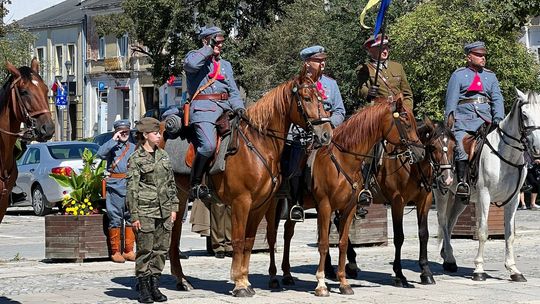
[367,85,380,100]
[492,117,501,126]
[235,108,246,117]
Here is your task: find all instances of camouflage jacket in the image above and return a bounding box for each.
[126,146,179,221]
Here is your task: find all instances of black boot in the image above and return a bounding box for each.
[288,176,305,222]
[455,160,470,204]
[138,276,154,303]
[150,275,167,302]
[189,153,212,201]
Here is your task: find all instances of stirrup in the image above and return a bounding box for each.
[357,189,373,206]
[289,205,305,222]
[355,207,369,220]
[455,182,470,205]
[190,184,211,201]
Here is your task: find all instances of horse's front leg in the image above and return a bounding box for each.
[391,199,413,288]
[336,211,355,295]
[417,192,435,284]
[504,197,527,282]
[266,198,282,289]
[438,191,465,272]
[169,186,194,291]
[472,189,490,281]
[230,200,251,297]
[281,217,297,286]
[315,201,332,297]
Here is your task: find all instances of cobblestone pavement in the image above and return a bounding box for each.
[1,206,540,303]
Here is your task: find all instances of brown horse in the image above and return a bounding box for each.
[264,99,421,296]
[164,72,333,297]
[372,118,455,287]
[0,59,55,223]
[265,118,455,292]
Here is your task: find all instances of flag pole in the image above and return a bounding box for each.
[373,14,388,88]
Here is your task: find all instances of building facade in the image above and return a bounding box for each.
[522,16,540,62]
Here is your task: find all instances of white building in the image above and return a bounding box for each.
[522,16,540,62]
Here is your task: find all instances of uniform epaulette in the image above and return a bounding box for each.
[483,68,494,73]
[455,67,466,72]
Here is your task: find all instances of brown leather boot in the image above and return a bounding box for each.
[108,228,125,263]
[122,226,136,262]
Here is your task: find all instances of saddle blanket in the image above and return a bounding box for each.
[164,135,231,175]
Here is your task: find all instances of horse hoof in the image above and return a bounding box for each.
[420,274,436,285]
[269,278,280,289]
[176,278,194,291]
[339,285,354,295]
[247,285,256,296]
[443,262,458,273]
[314,286,330,297]
[282,275,295,286]
[510,273,527,282]
[345,263,359,279]
[232,288,254,297]
[394,278,414,288]
[472,273,487,281]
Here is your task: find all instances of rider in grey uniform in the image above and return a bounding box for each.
[287,45,346,222]
[183,26,246,202]
[97,119,136,263]
[445,41,505,203]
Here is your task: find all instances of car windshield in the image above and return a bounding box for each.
[47,144,99,159]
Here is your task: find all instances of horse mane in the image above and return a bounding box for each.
[0,66,35,113]
[332,102,390,151]
[417,120,455,145]
[246,79,293,132]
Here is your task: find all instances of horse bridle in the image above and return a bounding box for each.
[382,107,424,164]
[0,75,51,140]
[291,82,331,133]
[497,100,540,154]
[427,130,454,194]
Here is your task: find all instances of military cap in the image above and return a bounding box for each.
[363,34,389,49]
[198,26,225,41]
[464,41,487,55]
[113,119,130,130]
[300,45,327,61]
[136,117,160,133]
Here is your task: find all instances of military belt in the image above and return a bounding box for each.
[458,97,490,105]
[109,172,127,179]
[192,92,229,101]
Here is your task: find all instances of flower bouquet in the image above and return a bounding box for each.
[49,148,106,216]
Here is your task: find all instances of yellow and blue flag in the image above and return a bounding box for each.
[359,0,392,37]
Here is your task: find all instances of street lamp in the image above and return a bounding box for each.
[62,60,72,141]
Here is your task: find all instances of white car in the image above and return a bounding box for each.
[11,141,100,216]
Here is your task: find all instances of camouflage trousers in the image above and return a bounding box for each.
[135,216,173,277]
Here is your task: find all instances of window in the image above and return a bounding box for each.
[98,37,105,59]
[23,148,40,165]
[118,34,128,57]
[67,44,76,75]
[55,45,63,76]
[36,48,44,64]
[47,144,98,160]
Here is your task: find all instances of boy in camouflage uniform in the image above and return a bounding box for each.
[127,117,179,303]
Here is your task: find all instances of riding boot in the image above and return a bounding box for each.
[108,228,125,263]
[288,176,305,222]
[149,274,167,302]
[122,226,136,262]
[189,153,212,202]
[138,276,154,303]
[455,160,470,204]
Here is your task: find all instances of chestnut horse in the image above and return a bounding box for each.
[265,118,456,291]
[0,59,55,223]
[164,73,333,297]
[263,100,421,296]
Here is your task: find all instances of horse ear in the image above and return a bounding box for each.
[423,116,434,130]
[446,112,455,129]
[31,57,40,74]
[5,61,20,78]
[395,97,404,113]
[515,87,527,103]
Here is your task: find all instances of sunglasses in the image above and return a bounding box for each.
[470,52,486,58]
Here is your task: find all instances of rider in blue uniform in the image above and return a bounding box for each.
[445,41,505,203]
[286,45,346,222]
[183,26,246,201]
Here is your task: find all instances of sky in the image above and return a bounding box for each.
[4,0,65,23]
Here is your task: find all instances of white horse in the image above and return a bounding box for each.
[436,89,540,281]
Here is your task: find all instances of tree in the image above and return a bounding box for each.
[390,0,540,119]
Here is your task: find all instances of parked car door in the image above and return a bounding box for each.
[16,147,41,202]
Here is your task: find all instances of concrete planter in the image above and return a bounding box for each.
[45,214,109,262]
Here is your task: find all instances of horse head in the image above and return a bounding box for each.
[515,88,540,158]
[3,58,54,141]
[381,98,424,163]
[418,117,455,190]
[289,72,333,146]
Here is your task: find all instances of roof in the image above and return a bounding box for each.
[16,0,122,30]
[16,0,84,29]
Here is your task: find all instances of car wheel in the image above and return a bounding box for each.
[32,185,52,216]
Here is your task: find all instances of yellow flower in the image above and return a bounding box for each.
[63,194,70,200]
[81,204,86,209]
[87,202,92,206]
[89,207,94,211]
[79,210,84,215]
[71,200,76,205]
[74,206,79,211]
[84,198,89,203]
